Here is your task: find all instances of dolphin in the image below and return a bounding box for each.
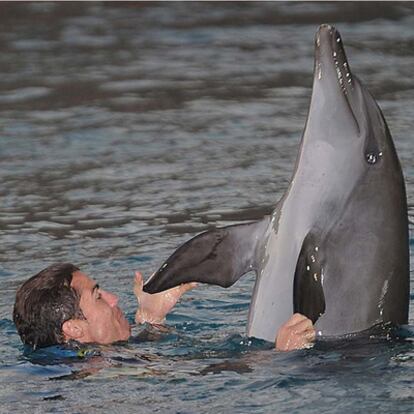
[143,25,409,342]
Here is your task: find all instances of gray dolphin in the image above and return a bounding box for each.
[144,25,409,342]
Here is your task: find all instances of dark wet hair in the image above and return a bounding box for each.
[13,263,83,349]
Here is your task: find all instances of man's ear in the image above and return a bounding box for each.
[62,319,87,341]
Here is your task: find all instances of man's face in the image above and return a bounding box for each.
[69,271,131,344]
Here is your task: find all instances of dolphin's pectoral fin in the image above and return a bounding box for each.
[143,217,270,294]
[293,234,326,324]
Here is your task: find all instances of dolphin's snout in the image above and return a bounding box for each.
[317,24,336,35]
[314,24,352,92]
[315,24,340,49]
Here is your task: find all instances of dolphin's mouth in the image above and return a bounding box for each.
[314,24,360,135]
[315,24,353,94]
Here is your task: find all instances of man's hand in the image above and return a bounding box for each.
[134,271,197,325]
[275,313,315,351]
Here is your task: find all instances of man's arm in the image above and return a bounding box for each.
[134,271,196,324]
[275,313,316,351]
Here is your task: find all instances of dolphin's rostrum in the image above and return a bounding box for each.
[144,25,409,342]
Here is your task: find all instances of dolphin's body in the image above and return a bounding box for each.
[144,25,409,342]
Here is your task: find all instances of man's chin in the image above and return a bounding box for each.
[120,322,131,341]
[117,313,131,341]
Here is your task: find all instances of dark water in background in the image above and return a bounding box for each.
[0,2,413,413]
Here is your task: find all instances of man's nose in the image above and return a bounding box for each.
[101,290,119,307]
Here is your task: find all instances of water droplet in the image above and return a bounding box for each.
[336,37,341,43]
[366,153,378,164]
[378,151,383,157]
[310,255,316,263]
[306,265,310,271]
[313,273,318,282]
[333,51,337,57]
[314,246,319,252]
[161,263,168,270]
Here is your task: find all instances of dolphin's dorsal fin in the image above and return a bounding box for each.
[293,233,326,323]
[143,217,270,293]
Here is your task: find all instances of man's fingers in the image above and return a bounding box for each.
[134,271,144,298]
[180,282,198,294]
[297,329,316,348]
[135,271,143,285]
[284,313,309,327]
[275,313,316,351]
[293,317,314,333]
[302,327,316,341]
[167,282,197,296]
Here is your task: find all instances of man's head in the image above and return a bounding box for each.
[13,263,130,349]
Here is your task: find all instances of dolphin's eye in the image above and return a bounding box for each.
[366,153,377,164]
[365,151,383,165]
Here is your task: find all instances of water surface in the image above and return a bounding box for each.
[0,3,413,413]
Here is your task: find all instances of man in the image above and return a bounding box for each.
[13,263,315,351]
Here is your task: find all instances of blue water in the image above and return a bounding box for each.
[0,3,413,413]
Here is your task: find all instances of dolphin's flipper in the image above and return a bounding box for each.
[293,234,326,324]
[143,217,270,294]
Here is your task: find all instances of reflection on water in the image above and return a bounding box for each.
[0,2,413,413]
